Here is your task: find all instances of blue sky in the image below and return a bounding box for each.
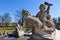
[0,0,60,22]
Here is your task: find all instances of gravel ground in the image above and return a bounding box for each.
[0,36,30,40]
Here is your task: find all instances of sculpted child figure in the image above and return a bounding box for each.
[36,2,51,23]
[36,2,55,31]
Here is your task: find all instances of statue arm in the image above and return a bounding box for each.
[36,12,40,17]
[46,5,50,14]
[44,2,53,14]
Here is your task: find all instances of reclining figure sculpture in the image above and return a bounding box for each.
[22,2,55,40]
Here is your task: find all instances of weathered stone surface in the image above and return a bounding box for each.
[36,11,47,22]
[23,2,55,40]
[24,16,55,40]
[22,10,32,18]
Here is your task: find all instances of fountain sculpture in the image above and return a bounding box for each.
[22,2,55,40]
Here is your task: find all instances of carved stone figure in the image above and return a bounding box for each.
[36,2,55,32]
[22,10,32,18]
[22,10,33,31]
[23,2,55,40]
[25,16,55,40]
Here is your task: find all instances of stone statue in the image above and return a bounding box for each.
[36,2,55,32]
[36,2,52,23]
[22,10,33,31]
[23,2,55,40]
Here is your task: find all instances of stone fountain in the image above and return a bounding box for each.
[22,2,55,40]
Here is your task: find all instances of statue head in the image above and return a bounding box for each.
[39,4,45,11]
[22,10,29,18]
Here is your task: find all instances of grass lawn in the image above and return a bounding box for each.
[0,27,32,33]
[0,27,27,33]
[0,29,13,33]
[0,27,15,33]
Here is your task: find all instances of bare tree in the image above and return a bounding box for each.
[2,13,11,27]
[15,10,23,26]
